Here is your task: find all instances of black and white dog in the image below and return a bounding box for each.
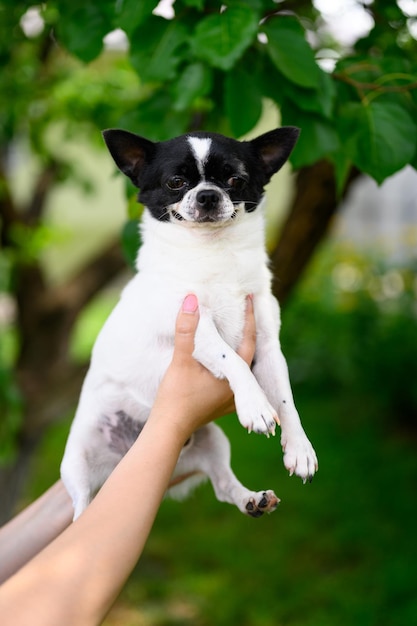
[61,127,318,520]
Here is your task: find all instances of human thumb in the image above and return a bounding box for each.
[173,294,199,359]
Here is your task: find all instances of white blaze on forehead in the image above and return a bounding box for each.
[187,136,212,177]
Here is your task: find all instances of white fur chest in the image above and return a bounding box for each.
[91,207,271,390]
[136,209,271,342]
[138,209,270,291]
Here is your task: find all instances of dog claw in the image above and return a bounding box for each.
[281,432,318,483]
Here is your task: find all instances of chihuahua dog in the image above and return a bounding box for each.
[61,127,318,520]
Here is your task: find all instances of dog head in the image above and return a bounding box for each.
[102,127,300,224]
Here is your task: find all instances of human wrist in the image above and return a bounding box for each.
[147,400,197,447]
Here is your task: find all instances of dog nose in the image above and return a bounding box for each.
[196,189,220,210]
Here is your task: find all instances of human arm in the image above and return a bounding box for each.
[0,294,256,626]
[0,481,73,584]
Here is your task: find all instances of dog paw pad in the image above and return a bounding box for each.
[245,490,280,518]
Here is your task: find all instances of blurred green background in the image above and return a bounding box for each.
[1,1,417,624]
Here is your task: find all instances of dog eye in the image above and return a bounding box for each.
[227,176,244,190]
[167,176,187,190]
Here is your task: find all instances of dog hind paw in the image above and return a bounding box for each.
[244,490,280,518]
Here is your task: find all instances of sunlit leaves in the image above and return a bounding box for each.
[225,66,263,137]
[57,0,114,62]
[280,103,339,169]
[262,16,321,89]
[129,16,188,82]
[337,101,417,184]
[115,0,159,37]
[4,0,417,187]
[191,6,259,70]
[172,63,212,112]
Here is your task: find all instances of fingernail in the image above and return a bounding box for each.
[182,294,198,313]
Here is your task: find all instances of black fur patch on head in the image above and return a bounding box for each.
[102,127,300,221]
[138,136,202,220]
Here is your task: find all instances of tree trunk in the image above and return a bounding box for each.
[271,160,360,305]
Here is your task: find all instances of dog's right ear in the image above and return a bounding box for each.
[102,129,156,186]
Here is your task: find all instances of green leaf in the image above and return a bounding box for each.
[116,0,159,37]
[191,6,259,71]
[337,101,417,184]
[57,1,115,63]
[281,102,339,169]
[262,16,321,89]
[282,71,336,119]
[330,151,354,197]
[225,67,263,137]
[129,16,188,82]
[172,63,212,112]
[180,0,205,8]
[227,0,264,8]
[119,90,191,141]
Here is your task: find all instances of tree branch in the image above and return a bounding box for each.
[0,157,21,247]
[24,159,61,225]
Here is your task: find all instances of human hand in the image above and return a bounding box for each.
[150,294,256,441]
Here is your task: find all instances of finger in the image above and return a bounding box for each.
[237,295,256,365]
[173,294,200,362]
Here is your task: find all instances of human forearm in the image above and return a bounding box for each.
[0,410,187,626]
[0,481,73,584]
[66,411,188,620]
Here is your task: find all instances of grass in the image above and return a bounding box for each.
[25,384,417,626]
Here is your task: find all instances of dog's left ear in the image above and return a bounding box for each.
[102,129,156,186]
[250,127,300,178]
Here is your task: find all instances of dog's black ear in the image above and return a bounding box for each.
[102,129,156,186]
[250,127,300,178]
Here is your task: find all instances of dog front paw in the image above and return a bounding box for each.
[235,393,278,436]
[244,490,280,517]
[281,432,318,483]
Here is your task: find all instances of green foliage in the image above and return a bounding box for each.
[129,16,189,82]
[262,15,321,89]
[2,0,416,189]
[57,0,115,62]
[281,248,417,429]
[0,258,22,465]
[191,5,259,70]
[0,365,23,465]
